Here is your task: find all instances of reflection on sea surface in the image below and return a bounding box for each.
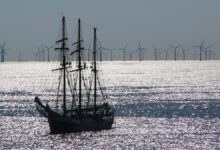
[1,61,220,149]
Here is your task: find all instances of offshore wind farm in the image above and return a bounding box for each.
[0,39,216,62]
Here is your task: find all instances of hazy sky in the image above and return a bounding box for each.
[0,0,220,61]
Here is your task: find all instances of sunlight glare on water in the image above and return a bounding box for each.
[1,61,220,149]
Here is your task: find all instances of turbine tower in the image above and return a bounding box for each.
[157,50,162,60]
[109,48,116,61]
[163,49,169,60]
[0,42,7,62]
[170,45,180,61]
[180,46,188,60]
[119,44,128,61]
[192,40,204,61]
[204,45,212,61]
[41,44,54,62]
[207,45,213,60]
[40,45,47,61]
[102,47,115,61]
[152,45,160,61]
[136,41,146,61]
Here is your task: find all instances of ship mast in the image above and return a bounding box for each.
[78,19,83,113]
[93,28,97,115]
[70,19,84,114]
[62,17,67,116]
[55,16,68,116]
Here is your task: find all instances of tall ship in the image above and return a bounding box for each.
[34,16,114,134]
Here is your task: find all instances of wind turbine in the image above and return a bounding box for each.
[157,50,162,60]
[40,45,47,61]
[152,45,160,61]
[207,45,213,60]
[41,44,55,62]
[0,42,7,62]
[170,45,180,61]
[109,48,116,61]
[136,41,146,61]
[180,46,188,60]
[119,44,128,61]
[204,44,212,61]
[102,47,116,61]
[192,40,204,61]
[163,48,169,60]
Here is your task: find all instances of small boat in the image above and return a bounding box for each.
[34,16,114,134]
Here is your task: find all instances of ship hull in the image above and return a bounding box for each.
[46,106,114,134]
[35,97,114,134]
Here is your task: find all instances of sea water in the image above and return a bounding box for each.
[1,61,220,149]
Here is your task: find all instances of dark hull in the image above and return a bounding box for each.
[47,108,114,134]
[34,97,114,134]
